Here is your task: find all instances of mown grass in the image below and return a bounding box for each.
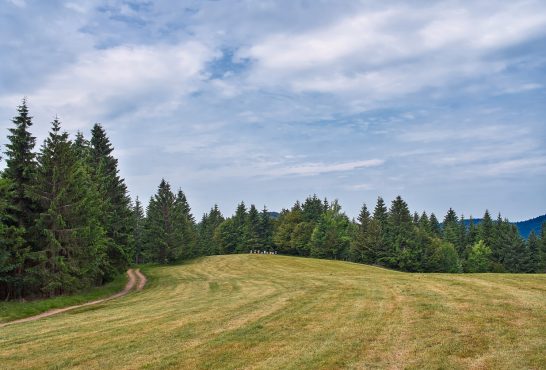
[1,255,545,369]
[0,272,127,323]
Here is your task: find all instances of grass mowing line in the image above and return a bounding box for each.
[0,268,147,327]
[1,255,545,369]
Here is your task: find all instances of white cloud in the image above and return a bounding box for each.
[0,41,218,130]
[237,1,546,100]
[269,159,384,177]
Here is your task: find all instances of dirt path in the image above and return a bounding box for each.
[0,268,146,328]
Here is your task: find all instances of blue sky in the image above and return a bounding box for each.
[1,0,545,221]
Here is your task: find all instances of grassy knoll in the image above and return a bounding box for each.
[1,255,545,369]
[0,272,127,323]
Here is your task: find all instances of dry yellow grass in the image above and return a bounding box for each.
[1,254,545,369]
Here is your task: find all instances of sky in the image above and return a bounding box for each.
[1,0,545,221]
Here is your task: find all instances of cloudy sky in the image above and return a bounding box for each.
[1,0,545,221]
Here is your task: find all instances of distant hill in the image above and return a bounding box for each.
[267,211,280,220]
[462,214,546,238]
[514,215,546,238]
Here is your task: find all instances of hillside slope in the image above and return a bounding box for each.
[1,255,545,369]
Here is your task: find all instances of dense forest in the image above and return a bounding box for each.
[1,102,545,300]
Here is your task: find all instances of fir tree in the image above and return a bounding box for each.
[527,230,540,273]
[371,197,389,266]
[245,204,261,251]
[257,206,274,251]
[30,118,108,295]
[89,124,133,277]
[132,197,145,264]
[198,205,224,256]
[429,213,441,237]
[478,210,494,247]
[387,196,419,271]
[143,180,179,263]
[0,178,27,300]
[349,203,373,263]
[3,99,38,230]
[310,201,351,260]
[174,190,197,259]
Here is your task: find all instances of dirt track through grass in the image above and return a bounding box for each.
[0,255,544,369]
[0,268,146,328]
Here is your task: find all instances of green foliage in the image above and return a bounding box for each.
[466,240,492,272]
[423,238,461,273]
[29,119,108,296]
[310,201,351,260]
[142,180,194,264]
[89,124,133,277]
[198,205,224,256]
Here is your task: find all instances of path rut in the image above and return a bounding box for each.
[0,268,146,328]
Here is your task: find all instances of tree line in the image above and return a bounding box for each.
[2,102,545,300]
[193,195,546,274]
[0,101,133,299]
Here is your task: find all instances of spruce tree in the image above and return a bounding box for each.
[174,189,197,259]
[539,223,546,272]
[143,180,178,263]
[245,205,261,251]
[2,100,39,297]
[371,197,389,266]
[198,205,224,255]
[478,210,494,247]
[233,202,248,253]
[257,206,274,251]
[387,196,419,271]
[132,197,145,264]
[3,99,38,230]
[527,230,540,273]
[429,213,441,237]
[349,203,373,263]
[29,119,108,295]
[0,178,27,299]
[310,201,351,260]
[89,124,133,276]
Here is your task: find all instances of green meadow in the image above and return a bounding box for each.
[1,254,545,369]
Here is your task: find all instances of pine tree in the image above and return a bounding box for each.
[174,189,197,259]
[233,202,248,253]
[349,203,373,263]
[29,119,108,295]
[302,195,325,223]
[371,197,389,266]
[478,210,494,247]
[418,211,430,234]
[386,196,419,271]
[132,197,145,264]
[442,209,459,251]
[244,204,261,251]
[257,206,274,251]
[0,177,27,300]
[3,99,38,230]
[527,230,540,273]
[89,124,133,276]
[429,213,441,237]
[310,200,351,260]
[198,205,224,255]
[143,180,178,263]
[467,216,478,247]
[539,223,546,272]
[2,100,39,297]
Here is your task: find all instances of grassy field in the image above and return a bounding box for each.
[0,272,127,323]
[1,255,545,369]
